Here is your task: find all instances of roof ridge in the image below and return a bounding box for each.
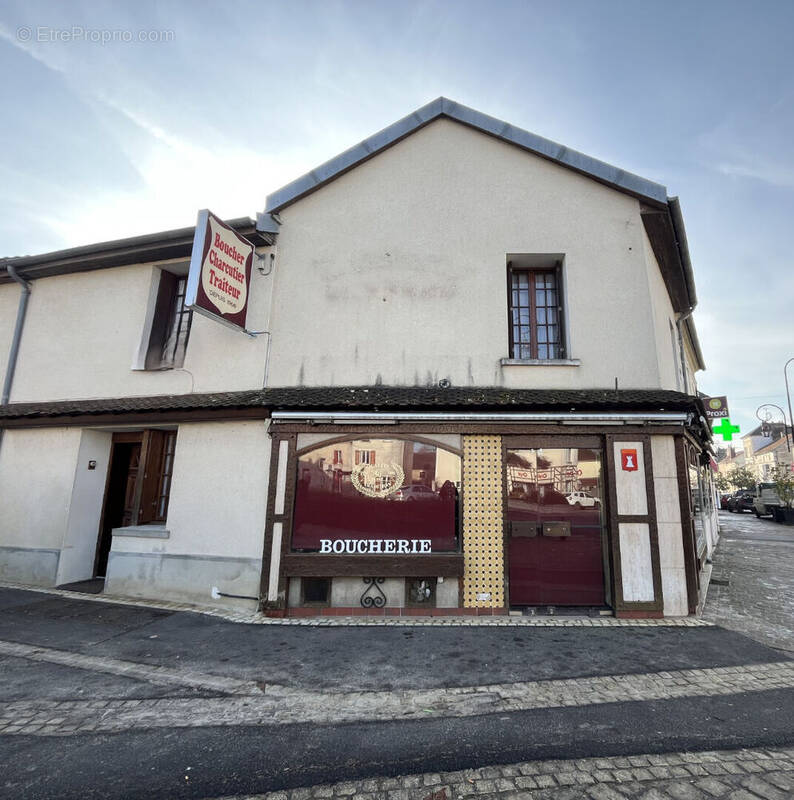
[264,98,668,213]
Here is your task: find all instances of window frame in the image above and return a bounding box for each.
[506,260,566,361]
[138,268,194,371]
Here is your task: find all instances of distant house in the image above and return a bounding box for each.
[744,426,793,482]
[1,98,714,617]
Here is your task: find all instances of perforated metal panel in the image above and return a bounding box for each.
[462,435,505,608]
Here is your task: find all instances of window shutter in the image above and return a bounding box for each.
[137,430,167,524]
[370,450,376,464]
[355,451,360,465]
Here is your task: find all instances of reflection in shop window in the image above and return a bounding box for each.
[292,439,461,552]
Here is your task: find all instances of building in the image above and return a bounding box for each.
[743,424,793,482]
[0,98,714,618]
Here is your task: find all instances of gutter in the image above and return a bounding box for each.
[667,197,697,308]
[668,197,706,381]
[2,265,31,404]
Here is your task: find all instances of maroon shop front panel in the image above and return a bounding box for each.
[506,446,607,606]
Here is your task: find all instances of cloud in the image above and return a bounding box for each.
[699,96,794,188]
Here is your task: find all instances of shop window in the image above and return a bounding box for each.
[302,577,330,605]
[145,271,193,370]
[507,259,565,360]
[292,439,461,552]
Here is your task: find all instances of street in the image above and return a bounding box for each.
[0,510,793,799]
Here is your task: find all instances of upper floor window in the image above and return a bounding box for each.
[355,449,376,465]
[508,259,565,360]
[144,270,193,370]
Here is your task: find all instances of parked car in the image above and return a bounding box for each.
[727,490,754,513]
[752,483,781,518]
[565,490,599,508]
[390,484,437,502]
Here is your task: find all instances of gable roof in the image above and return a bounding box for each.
[753,435,792,457]
[265,97,669,213]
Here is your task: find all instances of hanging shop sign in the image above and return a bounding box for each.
[703,396,730,419]
[186,209,255,332]
[620,448,639,471]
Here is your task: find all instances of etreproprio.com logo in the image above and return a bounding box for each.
[17,26,175,44]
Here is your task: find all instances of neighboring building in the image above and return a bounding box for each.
[716,447,747,483]
[743,424,793,482]
[0,98,713,617]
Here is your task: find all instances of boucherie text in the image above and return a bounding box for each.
[319,539,432,554]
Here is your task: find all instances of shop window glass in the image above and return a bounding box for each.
[292,439,461,552]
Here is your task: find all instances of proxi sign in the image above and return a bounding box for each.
[186,209,255,331]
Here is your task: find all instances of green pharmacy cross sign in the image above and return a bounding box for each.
[712,417,741,441]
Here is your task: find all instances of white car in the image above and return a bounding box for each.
[565,491,599,508]
[390,485,438,502]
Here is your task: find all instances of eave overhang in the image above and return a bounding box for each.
[0,218,276,285]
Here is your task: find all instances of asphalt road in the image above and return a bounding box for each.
[2,690,793,800]
[1,510,793,799]
[0,589,781,692]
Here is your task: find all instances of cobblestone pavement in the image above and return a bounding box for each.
[1,637,791,735]
[225,746,794,799]
[703,511,794,654]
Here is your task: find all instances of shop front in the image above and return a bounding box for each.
[260,399,708,618]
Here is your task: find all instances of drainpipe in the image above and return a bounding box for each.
[2,265,31,404]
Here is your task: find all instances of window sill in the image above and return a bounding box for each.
[111,524,170,539]
[500,358,581,367]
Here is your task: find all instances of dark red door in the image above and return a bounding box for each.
[506,447,606,606]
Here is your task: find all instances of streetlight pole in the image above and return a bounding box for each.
[785,358,794,455]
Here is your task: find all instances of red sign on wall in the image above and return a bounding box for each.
[620,449,639,471]
[186,209,255,332]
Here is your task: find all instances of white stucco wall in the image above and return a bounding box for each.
[266,118,662,390]
[105,420,271,608]
[0,427,82,550]
[109,420,271,560]
[4,255,273,403]
[0,283,21,388]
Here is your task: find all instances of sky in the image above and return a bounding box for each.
[0,0,792,438]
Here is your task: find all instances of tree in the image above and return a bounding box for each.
[772,466,794,509]
[726,466,756,491]
[715,473,732,493]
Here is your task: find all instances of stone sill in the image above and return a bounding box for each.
[500,358,581,367]
[112,524,170,539]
